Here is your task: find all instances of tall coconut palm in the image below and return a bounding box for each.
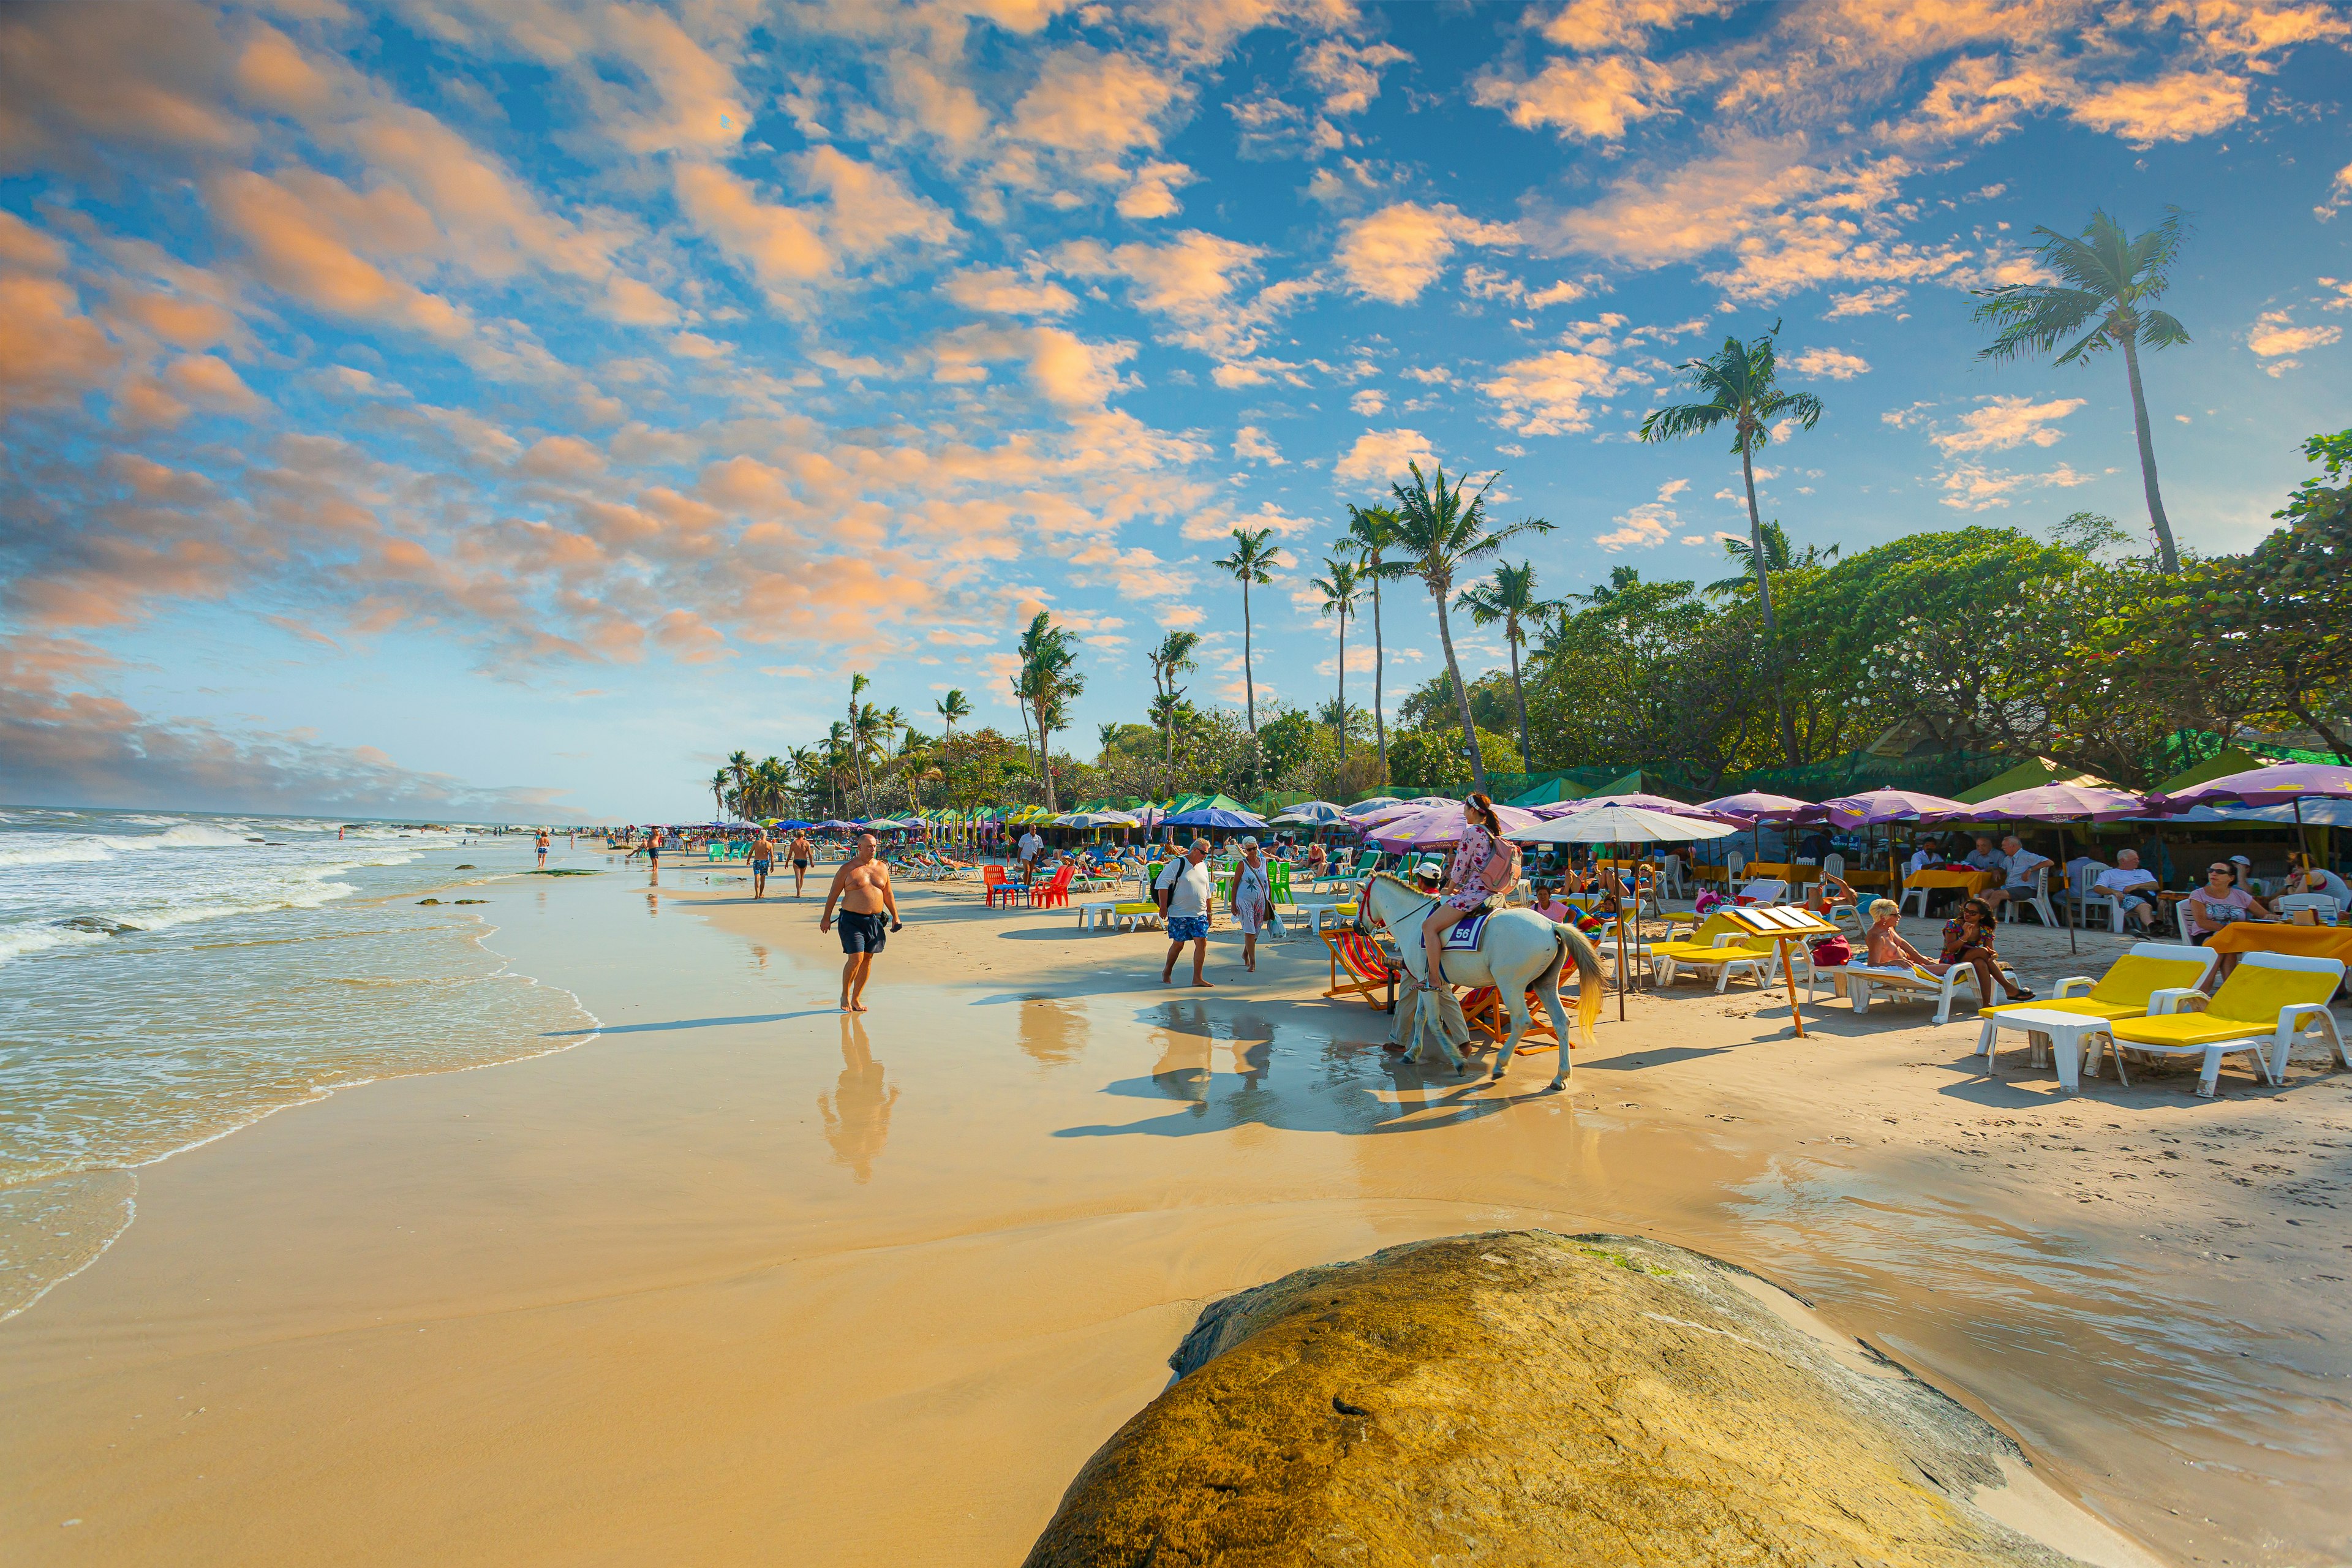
[1310,556,1362,770]
[844,673,870,812]
[709,767,731,821]
[824,721,852,816]
[786,746,819,813]
[1706,519,1838,596]
[726,749,752,807]
[1344,503,1408,783]
[1145,630,1200,791]
[1387,462,1553,794]
[1637,322,1823,635]
[1014,611,1081,811]
[1213,526,1281,790]
[934,688,971,750]
[1457,560,1561,773]
[1972,206,2191,573]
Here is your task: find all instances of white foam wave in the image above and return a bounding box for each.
[0,842,115,867]
[0,925,108,962]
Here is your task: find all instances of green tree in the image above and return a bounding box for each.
[1311,555,1362,772]
[1145,630,1201,791]
[709,767,731,820]
[843,674,870,813]
[1387,462,1553,794]
[1386,726,1518,795]
[1457,560,1561,772]
[1343,503,1409,783]
[1972,206,2192,574]
[1014,611,1082,810]
[726,748,752,809]
[1213,527,1282,790]
[1708,520,1837,596]
[934,688,971,750]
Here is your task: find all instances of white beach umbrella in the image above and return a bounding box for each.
[1343,796,1404,818]
[1508,805,1741,1021]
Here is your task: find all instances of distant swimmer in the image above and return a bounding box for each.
[789,829,814,898]
[535,830,550,867]
[820,832,901,1012]
[749,825,775,899]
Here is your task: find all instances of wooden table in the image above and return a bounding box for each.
[2201,922,2352,964]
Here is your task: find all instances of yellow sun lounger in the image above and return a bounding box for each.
[1976,943,2218,1079]
[2103,951,2348,1096]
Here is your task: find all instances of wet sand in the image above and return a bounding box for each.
[2,860,2346,1566]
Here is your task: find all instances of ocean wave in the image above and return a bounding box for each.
[0,842,115,867]
[0,925,109,963]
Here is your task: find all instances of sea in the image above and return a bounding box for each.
[0,806,601,1319]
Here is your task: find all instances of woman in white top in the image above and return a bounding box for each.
[1232,837,1274,973]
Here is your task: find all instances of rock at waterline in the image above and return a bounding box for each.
[417,899,441,905]
[1023,1231,2096,1568]
[55,916,138,936]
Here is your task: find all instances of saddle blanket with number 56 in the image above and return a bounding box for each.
[1442,912,1491,949]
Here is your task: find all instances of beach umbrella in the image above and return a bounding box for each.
[1162,806,1266,829]
[1366,801,1542,851]
[1270,799,1351,824]
[1532,792,1743,824]
[1344,796,1405,818]
[1054,810,1139,827]
[1509,805,1740,1021]
[1819,788,1972,898]
[1954,784,2146,954]
[2147,760,2352,872]
[1694,790,1824,870]
[1349,801,1426,828]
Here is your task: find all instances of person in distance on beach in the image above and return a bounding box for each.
[821,832,902,1012]
[535,830,549,867]
[789,827,814,897]
[748,824,775,900]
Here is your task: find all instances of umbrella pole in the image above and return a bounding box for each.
[2060,823,2076,954]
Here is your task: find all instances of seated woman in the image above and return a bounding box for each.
[2184,861,2277,977]
[1419,794,1521,985]
[1531,881,1575,922]
[1940,897,2032,1006]
[1859,897,2000,1006]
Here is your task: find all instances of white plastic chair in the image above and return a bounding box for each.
[1999,865,2058,928]
[2070,863,2118,932]
[2277,892,2342,921]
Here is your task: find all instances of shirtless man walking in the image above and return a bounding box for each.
[820,832,902,1012]
[788,829,815,897]
[748,825,775,899]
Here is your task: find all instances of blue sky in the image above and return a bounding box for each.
[2,0,2348,820]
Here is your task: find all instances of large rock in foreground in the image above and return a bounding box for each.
[1025,1231,2092,1567]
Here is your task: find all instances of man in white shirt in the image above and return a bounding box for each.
[1982,834,2051,918]
[2092,848,2160,933]
[1156,839,1216,987]
[1016,828,1044,875]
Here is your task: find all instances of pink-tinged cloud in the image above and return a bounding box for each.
[205,168,470,340]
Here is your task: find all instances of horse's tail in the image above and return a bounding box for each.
[1553,921,1607,1050]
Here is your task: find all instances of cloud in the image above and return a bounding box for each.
[1334,427,1437,485]
[1297,39,1411,116]
[1788,345,1869,379]
[1336,202,1519,303]
[673,162,832,296]
[794,146,957,255]
[1928,394,2084,454]
[1594,480,1689,551]
[2069,72,2249,145]
[203,168,470,340]
[1536,0,1732,51]
[942,266,1077,315]
[1472,55,1676,141]
[1479,344,1643,435]
[2246,307,2340,370]
[0,272,120,412]
[1936,461,2094,510]
[1234,425,1285,463]
[1011,48,1180,154]
[1824,285,1907,317]
[1117,160,1196,219]
[932,323,1137,408]
[1351,388,1386,415]
[1057,230,1309,367]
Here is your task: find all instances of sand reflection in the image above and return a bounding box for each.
[1016,997,1090,1067]
[817,1015,899,1182]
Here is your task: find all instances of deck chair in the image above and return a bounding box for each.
[1458,983,1560,1055]
[1975,943,2218,1079]
[1322,930,1392,1008]
[1824,956,2025,1025]
[2102,952,2350,1096]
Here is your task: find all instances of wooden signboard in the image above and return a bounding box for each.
[1723,905,1838,1038]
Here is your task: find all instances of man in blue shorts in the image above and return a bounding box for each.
[1155,839,1215,987]
[821,832,902,1012]
[748,826,775,899]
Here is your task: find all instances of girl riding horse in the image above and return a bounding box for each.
[1419,793,1521,984]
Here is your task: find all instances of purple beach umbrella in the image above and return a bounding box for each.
[1694,791,1825,823]
[1366,801,1541,851]
[2149,761,2352,871]
[1956,783,2147,952]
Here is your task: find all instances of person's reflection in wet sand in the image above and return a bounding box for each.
[1148,1000,1213,1114]
[646,892,659,918]
[818,1015,899,1182]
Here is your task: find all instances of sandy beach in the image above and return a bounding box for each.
[2,855,2347,1567]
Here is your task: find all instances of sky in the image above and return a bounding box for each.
[1,0,2348,822]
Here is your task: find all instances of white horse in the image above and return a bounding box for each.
[1355,871,1605,1090]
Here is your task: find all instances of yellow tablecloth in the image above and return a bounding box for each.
[1904,869,1999,895]
[2202,922,2352,963]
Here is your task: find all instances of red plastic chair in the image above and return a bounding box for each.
[982,865,1020,908]
[1028,864,1076,909]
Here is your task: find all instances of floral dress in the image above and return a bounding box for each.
[1442,823,1508,916]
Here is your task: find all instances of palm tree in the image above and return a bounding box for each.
[1344,504,1408,783]
[1457,560,1561,773]
[1637,322,1823,635]
[1014,611,1081,810]
[1706,519,1838,596]
[1146,630,1200,792]
[1310,556,1362,770]
[709,767,731,821]
[824,721,852,816]
[1972,206,2191,572]
[935,688,971,750]
[1387,462,1553,794]
[726,749,752,809]
[844,673,870,812]
[786,746,819,813]
[1213,526,1281,790]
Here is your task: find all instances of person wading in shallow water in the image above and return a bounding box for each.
[748,825,775,900]
[821,832,902,1012]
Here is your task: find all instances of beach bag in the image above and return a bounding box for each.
[1694,890,1724,916]
[1809,934,1852,967]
